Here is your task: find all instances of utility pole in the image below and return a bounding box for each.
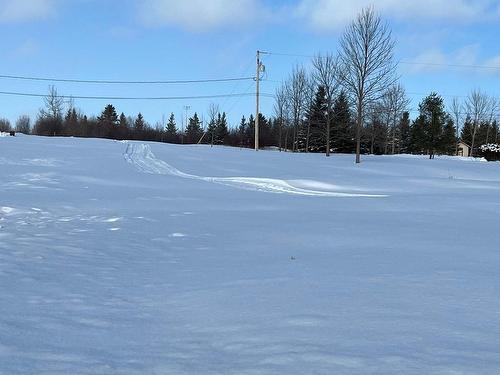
[255,50,266,151]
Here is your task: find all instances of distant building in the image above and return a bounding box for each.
[457,141,471,157]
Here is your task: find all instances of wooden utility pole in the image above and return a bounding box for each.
[255,50,261,151]
[255,50,267,151]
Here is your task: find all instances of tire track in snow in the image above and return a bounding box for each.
[124,143,386,198]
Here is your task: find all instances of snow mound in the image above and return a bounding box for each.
[124,143,386,198]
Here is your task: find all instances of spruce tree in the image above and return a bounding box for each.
[97,104,118,138]
[215,112,229,144]
[305,86,327,152]
[413,93,449,159]
[399,111,411,154]
[238,116,247,147]
[132,113,147,140]
[63,107,78,136]
[185,112,203,144]
[460,116,473,146]
[332,91,353,153]
[207,118,217,146]
[440,118,457,155]
[247,114,255,146]
[165,113,178,143]
[118,112,129,140]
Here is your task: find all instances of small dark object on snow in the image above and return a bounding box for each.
[290,256,296,261]
[9,131,15,136]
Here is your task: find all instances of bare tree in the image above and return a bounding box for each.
[285,65,308,152]
[485,96,499,144]
[304,76,316,153]
[207,102,220,146]
[40,85,64,120]
[0,118,11,132]
[15,115,31,134]
[381,84,409,154]
[338,6,397,163]
[449,97,463,155]
[312,53,340,157]
[465,89,489,156]
[274,83,288,152]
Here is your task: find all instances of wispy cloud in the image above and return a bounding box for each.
[0,0,55,24]
[403,44,500,74]
[11,39,40,58]
[294,0,500,32]
[137,0,270,32]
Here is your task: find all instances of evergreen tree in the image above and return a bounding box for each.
[331,91,353,153]
[409,115,426,154]
[399,111,411,154]
[63,107,78,136]
[460,116,473,146]
[165,113,178,143]
[207,117,217,146]
[238,116,247,147]
[215,112,229,144]
[413,93,450,159]
[185,112,203,144]
[258,113,273,147]
[305,86,327,152]
[492,120,499,143]
[246,114,255,147]
[134,113,146,134]
[97,104,119,138]
[440,118,457,155]
[118,112,129,139]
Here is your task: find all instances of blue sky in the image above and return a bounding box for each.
[0,0,499,128]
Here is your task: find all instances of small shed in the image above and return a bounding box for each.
[457,141,471,157]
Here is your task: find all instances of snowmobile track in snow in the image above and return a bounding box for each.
[124,143,386,198]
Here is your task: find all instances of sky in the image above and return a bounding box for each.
[0,0,499,129]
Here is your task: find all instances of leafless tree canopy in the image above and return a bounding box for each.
[381,84,409,154]
[285,65,308,152]
[15,115,31,134]
[450,97,463,154]
[338,6,396,163]
[0,118,11,132]
[40,85,64,120]
[208,103,220,125]
[465,89,490,156]
[274,84,288,151]
[312,53,340,156]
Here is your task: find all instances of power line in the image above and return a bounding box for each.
[262,51,500,71]
[0,90,274,101]
[0,74,255,85]
[265,51,314,59]
[399,61,500,70]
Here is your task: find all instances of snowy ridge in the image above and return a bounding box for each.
[124,143,386,198]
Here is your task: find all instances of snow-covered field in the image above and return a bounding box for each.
[1,135,500,374]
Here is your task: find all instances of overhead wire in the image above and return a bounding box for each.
[0,90,274,101]
[0,74,255,85]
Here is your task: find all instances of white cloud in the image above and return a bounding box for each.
[12,39,39,57]
[294,0,499,32]
[403,48,448,73]
[485,56,500,68]
[404,45,500,74]
[0,0,55,23]
[138,0,269,32]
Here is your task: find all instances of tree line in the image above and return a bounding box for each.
[2,7,498,160]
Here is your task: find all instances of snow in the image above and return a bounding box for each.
[481,143,500,153]
[1,135,500,374]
